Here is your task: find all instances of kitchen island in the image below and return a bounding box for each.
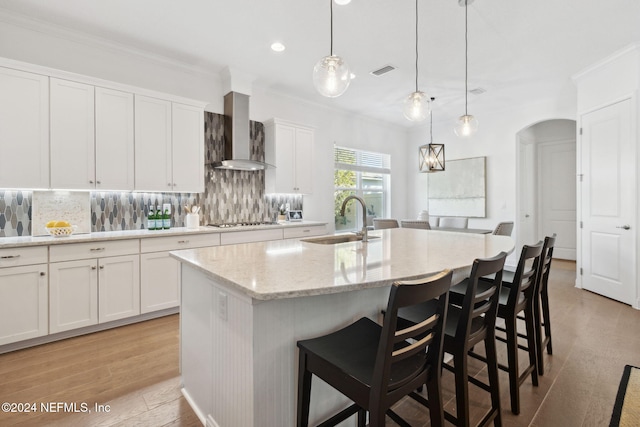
[170,228,514,427]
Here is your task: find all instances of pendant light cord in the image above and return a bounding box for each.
[464,0,468,116]
[415,0,418,92]
[330,0,334,56]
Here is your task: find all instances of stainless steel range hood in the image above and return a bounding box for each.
[212,91,273,171]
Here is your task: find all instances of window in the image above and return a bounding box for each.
[334,146,391,232]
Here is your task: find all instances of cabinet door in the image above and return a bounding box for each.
[134,95,172,191]
[294,127,314,194]
[172,103,204,192]
[273,123,296,192]
[50,78,95,190]
[98,254,140,323]
[0,264,48,345]
[49,259,98,333]
[0,67,49,189]
[96,87,134,190]
[140,251,180,313]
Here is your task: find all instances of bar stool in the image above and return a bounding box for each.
[296,270,452,427]
[533,234,556,374]
[492,221,514,236]
[397,252,507,427]
[449,241,544,415]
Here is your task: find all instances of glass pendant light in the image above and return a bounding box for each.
[403,0,430,121]
[313,0,352,98]
[419,98,445,172]
[454,0,478,137]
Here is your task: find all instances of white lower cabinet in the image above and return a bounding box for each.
[0,264,48,345]
[49,240,140,333]
[139,233,220,313]
[49,259,98,333]
[98,255,140,323]
[140,251,180,313]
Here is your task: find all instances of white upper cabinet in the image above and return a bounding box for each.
[50,78,96,190]
[134,95,172,192]
[172,102,204,193]
[135,96,204,193]
[0,67,49,189]
[265,119,314,194]
[95,87,135,190]
[51,80,135,191]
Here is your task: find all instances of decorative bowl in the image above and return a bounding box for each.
[46,226,75,237]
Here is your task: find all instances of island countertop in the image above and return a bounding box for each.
[170,228,514,301]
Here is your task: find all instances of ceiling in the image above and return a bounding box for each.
[0,0,639,127]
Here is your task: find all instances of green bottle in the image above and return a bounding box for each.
[163,209,171,229]
[148,207,156,230]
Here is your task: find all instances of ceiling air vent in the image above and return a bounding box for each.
[469,87,486,95]
[370,64,396,77]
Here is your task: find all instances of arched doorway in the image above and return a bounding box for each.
[516,119,576,260]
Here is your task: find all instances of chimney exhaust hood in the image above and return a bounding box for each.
[211,91,273,171]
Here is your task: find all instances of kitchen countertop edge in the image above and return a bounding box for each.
[0,221,327,249]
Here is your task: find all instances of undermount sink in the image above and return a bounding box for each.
[301,234,380,245]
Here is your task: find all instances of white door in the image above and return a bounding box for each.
[49,259,99,333]
[171,102,204,193]
[539,140,576,260]
[134,95,172,191]
[580,98,635,305]
[518,137,537,247]
[95,87,134,190]
[50,78,95,189]
[294,127,314,194]
[98,255,140,323]
[0,264,48,345]
[0,67,49,189]
[140,251,180,313]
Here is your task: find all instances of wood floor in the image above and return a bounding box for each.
[0,260,639,426]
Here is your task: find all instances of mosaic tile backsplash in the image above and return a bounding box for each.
[0,112,304,237]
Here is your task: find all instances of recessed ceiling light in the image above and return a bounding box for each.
[350,73,356,79]
[334,0,352,5]
[270,42,286,52]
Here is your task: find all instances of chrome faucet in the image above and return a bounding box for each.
[340,195,369,242]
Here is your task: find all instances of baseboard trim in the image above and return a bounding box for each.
[0,307,179,354]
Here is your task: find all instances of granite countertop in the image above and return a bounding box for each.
[170,228,515,301]
[0,221,327,249]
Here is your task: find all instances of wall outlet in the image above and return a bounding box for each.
[218,292,228,321]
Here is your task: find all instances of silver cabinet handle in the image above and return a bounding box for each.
[178,240,189,244]
[89,180,94,184]
[616,225,631,230]
[525,214,530,218]
[99,265,104,270]
[40,272,46,276]
[91,266,97,270]
[96,180,101,185]
[0,255,20,259]
[168,183,172,186]
[90,247,105,252]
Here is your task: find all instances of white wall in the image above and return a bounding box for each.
[0,15,410,231]
[406,94,578,264]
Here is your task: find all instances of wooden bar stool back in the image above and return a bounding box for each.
[296,270,452,427]
[534,234,556,374]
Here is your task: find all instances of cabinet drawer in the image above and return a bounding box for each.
[141,233,220,253]
[220,229,284,245]
[0,246,48,268]
[50,239,139,262]
[283,225,326,239]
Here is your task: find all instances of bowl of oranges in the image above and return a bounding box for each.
[45,220,75,237]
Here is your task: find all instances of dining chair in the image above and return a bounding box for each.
[397,252,507,427]
[449,241,544,415]
[296,270,452,427]
[373,218,399,229]
[429,216,441,227]
[400,219,431,230]
[439,217,468,229]
[492,221,514,236]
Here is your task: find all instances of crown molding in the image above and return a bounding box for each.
[0,8,220,79]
